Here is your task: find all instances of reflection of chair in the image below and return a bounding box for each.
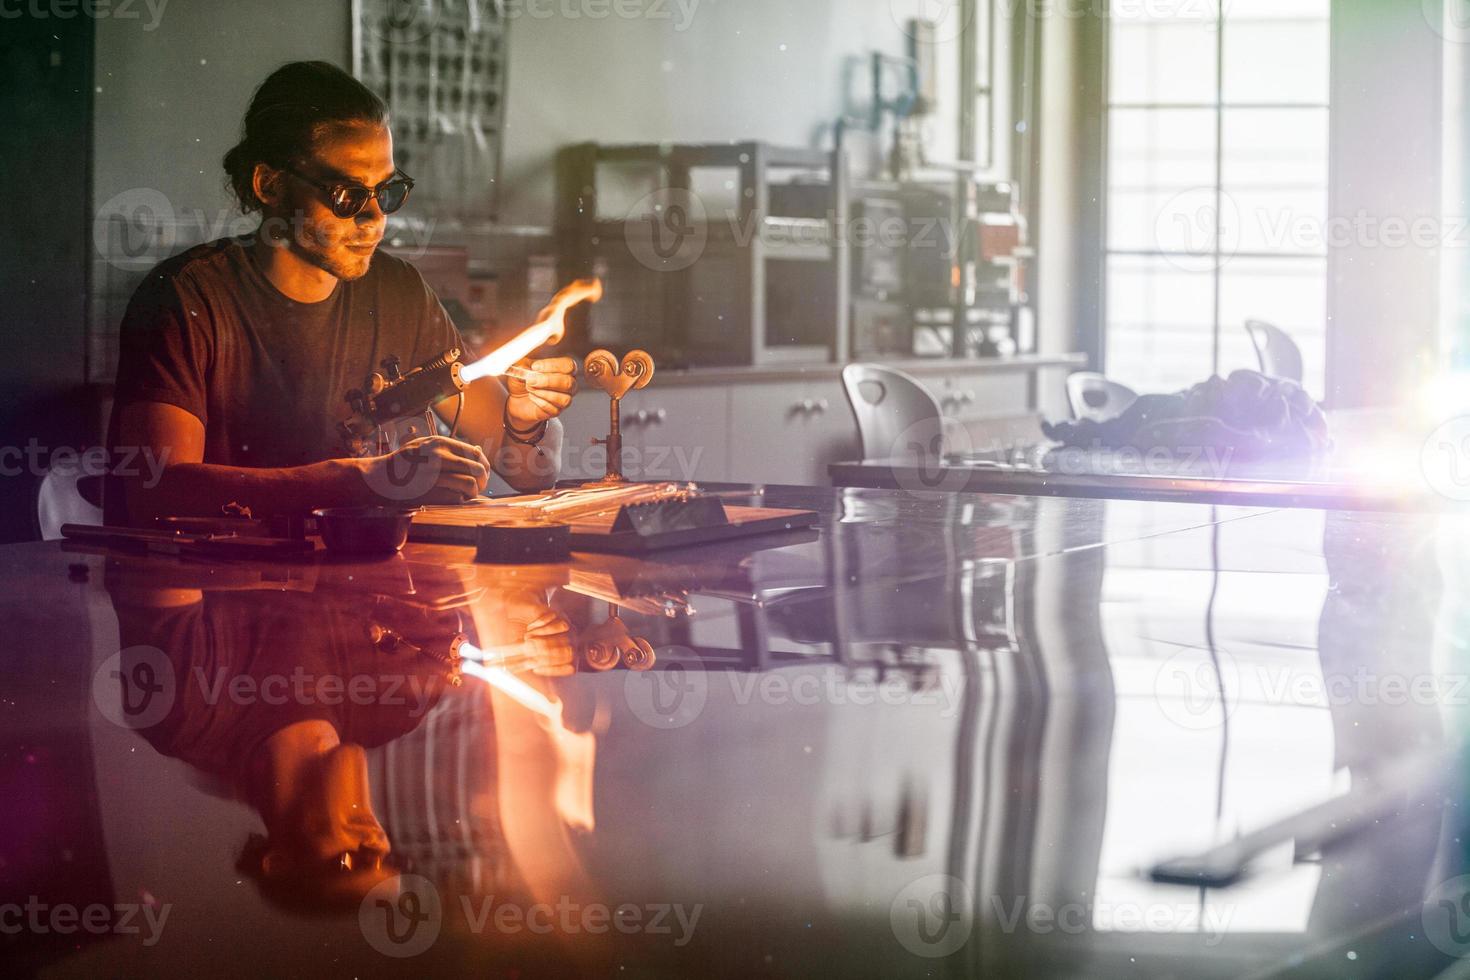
[35,465,103,540]
[840,364,944,462]
[1065,372,1138,422]
[1244,319,1304,384]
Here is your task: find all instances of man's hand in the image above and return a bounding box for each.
[505,357,579,430]
[474,590,576,677]
[358,435,490,505]
[515,609,577,677]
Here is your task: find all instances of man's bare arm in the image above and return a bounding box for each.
[114,402,490,526]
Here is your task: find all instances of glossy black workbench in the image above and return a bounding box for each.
[3,485,1469,978]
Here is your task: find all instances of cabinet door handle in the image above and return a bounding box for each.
[812,398,829,414]
[960,391,976,406]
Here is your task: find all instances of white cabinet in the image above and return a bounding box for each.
[553,357,1083,487]
[620,387,731,483]
[557,386,731,483]
[554,390,613,482]
[930,371,1030,421]
[729,381,860,487]
[927,369,1041,453]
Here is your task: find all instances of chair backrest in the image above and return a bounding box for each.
[1065,372,1139,422]
[35,464,103,540]
[1244,320,1304,385]
[840,364,945,463]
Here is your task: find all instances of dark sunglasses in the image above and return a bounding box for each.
[282,164,415,218]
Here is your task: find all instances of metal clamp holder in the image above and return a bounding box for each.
[583,349,655,484]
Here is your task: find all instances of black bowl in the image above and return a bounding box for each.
[312,507,419,556]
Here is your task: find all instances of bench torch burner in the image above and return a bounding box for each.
[337,278,604,456]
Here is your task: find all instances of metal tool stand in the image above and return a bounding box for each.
[583,349,655,485]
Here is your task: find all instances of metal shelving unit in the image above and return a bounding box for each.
[555,141,851,366]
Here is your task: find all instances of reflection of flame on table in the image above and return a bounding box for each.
[458,648,561,719]
[457,642,597,836]
[460,278,603,383]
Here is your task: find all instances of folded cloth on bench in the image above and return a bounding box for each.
[1042,370,1330,460]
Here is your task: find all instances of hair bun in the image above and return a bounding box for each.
[221,61,388,215]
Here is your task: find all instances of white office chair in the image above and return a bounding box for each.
[35,462,103,540]
[1244,320,1305,385]
[1065,372,1139,423]
[840,363,946,462]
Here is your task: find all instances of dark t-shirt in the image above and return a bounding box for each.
[108,236,467,475]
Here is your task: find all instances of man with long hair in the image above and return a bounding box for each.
[108,61,576,524]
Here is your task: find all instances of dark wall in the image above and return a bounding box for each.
[0,17,94,542]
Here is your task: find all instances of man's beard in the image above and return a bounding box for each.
[282,218,375,282]
[294,237,374,282]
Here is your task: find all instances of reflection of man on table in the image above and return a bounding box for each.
[105,568,458,910]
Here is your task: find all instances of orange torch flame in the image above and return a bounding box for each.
[460,278,604,384]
